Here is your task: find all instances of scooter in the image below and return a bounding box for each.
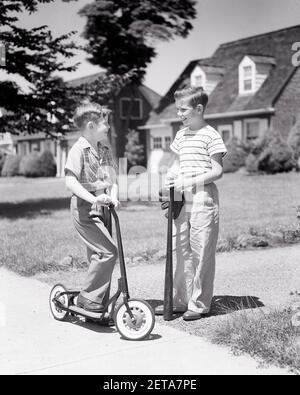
[49,204,155,341]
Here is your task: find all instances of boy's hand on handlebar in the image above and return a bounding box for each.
[94,193,112,207]
[165,174,184,192]
[111,198,121,210]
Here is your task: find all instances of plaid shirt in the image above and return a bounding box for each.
[65,136,117,193]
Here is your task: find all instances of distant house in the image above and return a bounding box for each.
[11,73,161,176]
[0,108,15,154]
[142,25,300,173]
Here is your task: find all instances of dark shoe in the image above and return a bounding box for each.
[77,294,104,313]
[182,310,203,321]
[85,316,114,327]
[155,305,187,316]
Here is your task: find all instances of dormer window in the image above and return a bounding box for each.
[239,55,275,96]
[239,57,256,95]
[191,66,206,89]
[190,64,224,95]
[243,65,254,92]
[194,75,203,87]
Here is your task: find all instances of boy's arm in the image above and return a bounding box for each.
[110,182,118,201]
[193,153,224,186]
[65,175,97,204]
[167,153,224,191]
[109,182,121,209]
[167,153,180,178]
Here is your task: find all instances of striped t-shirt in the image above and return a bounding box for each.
[170,125,227,176]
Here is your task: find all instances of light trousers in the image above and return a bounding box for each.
[71,196,118,304]
[173,183,219,314]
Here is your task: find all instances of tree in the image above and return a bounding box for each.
[0,0,80,136]
[79,0,197,82]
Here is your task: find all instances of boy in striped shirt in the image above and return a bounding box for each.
[159,86,227,321]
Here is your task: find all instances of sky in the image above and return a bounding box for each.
[3,0,300,96]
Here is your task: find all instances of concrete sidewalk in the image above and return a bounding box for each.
[0,269,289,375]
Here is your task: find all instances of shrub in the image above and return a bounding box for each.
[1,154,21,177]
[223,137,248,173]
[39,150,57,177]
[245,153,259,173]
[257,134,296,174]
[19,150,57,178]
[19,152,42,177]
[124,129,145,168]
[245,130,297,174]
[0,150,7,175]
[288,117,300,167]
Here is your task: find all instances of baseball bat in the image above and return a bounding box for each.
[164,186,174,321]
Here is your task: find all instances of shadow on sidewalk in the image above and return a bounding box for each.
[62,313,162,341]
[146,295,264,318]
[0,198,70,219]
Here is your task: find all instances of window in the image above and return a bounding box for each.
[120,98,143,120]
[190,66,206,89]
[243,66,253,92]
[30,141,40,152]
[164,136,171,150]
[218,125,232,143]
[152,137,162,149]
[239,56,257,95]
[222,130,231,143]
[194,75,203,87]
[245,120,260,141]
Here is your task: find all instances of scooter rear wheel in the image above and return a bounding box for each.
[114,299,155,340]
[49,284,69,321]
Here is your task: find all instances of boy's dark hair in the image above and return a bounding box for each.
[174,86,208,110]
[73,101,111,129]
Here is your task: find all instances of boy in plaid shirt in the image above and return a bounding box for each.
[65,102,119,313]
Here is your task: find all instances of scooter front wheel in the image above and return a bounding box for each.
[49,284,69,321]
[114,299,155,341]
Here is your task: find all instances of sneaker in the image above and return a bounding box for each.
[77,294,104,313]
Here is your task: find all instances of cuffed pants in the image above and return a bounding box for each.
[173,183,219,314]
[71,196,118,305]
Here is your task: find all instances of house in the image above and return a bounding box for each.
[142,25,300,173]
[0,132,14,154]
[12,73,161,176]
[0,108,15,154]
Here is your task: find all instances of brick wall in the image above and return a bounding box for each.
[272,67,300,138]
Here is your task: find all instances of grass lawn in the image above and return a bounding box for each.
[1,172,300,276]
[210,305,300,373]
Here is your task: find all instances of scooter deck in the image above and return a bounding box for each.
[68,305,107,320]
